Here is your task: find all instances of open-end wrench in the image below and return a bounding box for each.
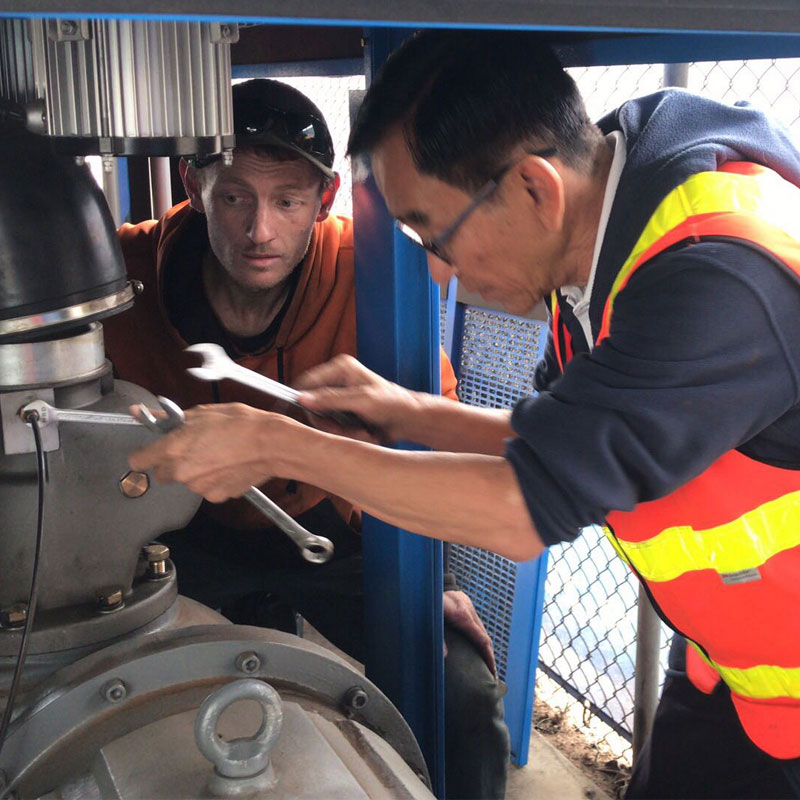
[184,342,375,433]
[133,396,334,565]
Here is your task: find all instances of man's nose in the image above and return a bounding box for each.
[247,203,278,243]
[426,252,457,288]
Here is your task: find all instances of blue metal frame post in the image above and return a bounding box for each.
[353,27,446,798]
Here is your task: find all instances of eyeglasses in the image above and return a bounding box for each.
[395,147,557,265]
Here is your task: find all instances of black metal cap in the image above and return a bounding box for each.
[0,125,129,342]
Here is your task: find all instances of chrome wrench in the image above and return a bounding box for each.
[132,396,334,565]
[19,400,143,428]
[184,342,373,432]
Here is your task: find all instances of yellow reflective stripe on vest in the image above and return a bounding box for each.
[609,490,800,583]
[690,643,800,700]
[606,168,800,320]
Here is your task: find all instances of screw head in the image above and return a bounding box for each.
[235,651,262,674]
[131,280,144,295]
[119,470,149,498]
[343,686,369,712]
[1,603,28,629]
[60,20,77,35]
[101,678,128,704]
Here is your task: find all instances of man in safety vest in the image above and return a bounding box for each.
[130,31,800,798]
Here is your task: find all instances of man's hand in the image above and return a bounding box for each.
[129,403,294,503]
[443,590,497,676]
[295,355,424,444]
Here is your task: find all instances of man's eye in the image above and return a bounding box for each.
[277,198,300,209]
[221,193,247,205]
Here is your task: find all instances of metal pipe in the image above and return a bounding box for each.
[632,586,661,762]
[664,62,690,89]
[148,156,172,219]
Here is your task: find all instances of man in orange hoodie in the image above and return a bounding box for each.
[104,79,509,799]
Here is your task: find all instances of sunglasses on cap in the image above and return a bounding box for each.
[192,101,335,178]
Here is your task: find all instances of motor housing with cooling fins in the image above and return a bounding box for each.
[0,17,236,157]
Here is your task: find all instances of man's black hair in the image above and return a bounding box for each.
[347,31,599,192]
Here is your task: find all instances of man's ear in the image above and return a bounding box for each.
[179,158,206,214]
[516,154,565,234]
[316,173,341,222]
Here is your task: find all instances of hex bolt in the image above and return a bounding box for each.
[60,20,77,36]
[142,543,170,579]
[1,603,28,629]
[119,470,150,498]
[235,651,262,674]
[96,586,124,614]
[343,686,369,712]
[101,678,128,704]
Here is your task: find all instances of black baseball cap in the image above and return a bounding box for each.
[194,79,335,179]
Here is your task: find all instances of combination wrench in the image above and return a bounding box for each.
[184,342,375,433]
[132,397,334,564]
[18,396,334,564]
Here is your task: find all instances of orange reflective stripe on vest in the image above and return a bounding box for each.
[557,162,800,759]
[548,291,573,372]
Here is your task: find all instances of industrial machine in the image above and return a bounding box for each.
[0,17,432,799]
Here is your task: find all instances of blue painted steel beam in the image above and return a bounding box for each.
[353,27,445,798]
[232,58,363,79]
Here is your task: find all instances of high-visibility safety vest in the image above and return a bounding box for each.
[549,162,800,759]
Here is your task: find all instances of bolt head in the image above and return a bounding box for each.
[344,686,369,711]
[235,651,261,674]
[96,586,124,613]
[119,470,149,498]
[1,603,27,629]
[143,543,170,562]
[101,678,128,704]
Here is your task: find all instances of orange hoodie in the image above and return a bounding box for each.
[103,201,458,529]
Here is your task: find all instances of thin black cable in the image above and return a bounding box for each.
[0,415,46,797]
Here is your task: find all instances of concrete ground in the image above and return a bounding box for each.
[304,623,611,800]
[506,731,612,800]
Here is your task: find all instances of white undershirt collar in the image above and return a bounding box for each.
[559,130,626,350]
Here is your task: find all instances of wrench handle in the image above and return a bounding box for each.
[242,486,334,564]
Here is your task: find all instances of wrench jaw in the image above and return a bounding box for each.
[185,342,228,370]
[186,366,224,382]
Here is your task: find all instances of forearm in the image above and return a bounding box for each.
[395,393,514,455]
[273,420,543,561]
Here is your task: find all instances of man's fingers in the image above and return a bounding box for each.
[294,354,385,393]
[298,386,372,412]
